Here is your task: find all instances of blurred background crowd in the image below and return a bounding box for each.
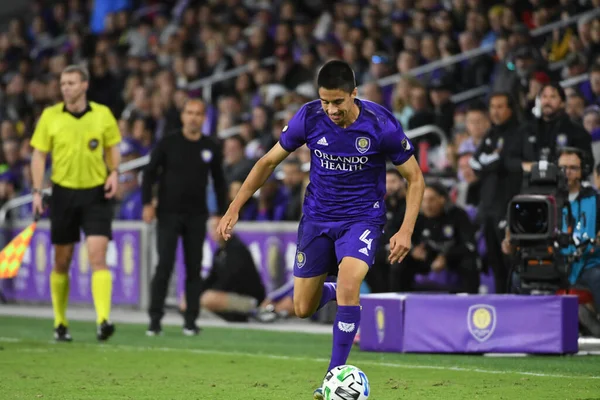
[1,0,600,292]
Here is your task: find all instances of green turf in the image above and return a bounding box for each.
[0,316,599,399]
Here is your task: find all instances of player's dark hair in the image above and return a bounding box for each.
[317,60,357,93]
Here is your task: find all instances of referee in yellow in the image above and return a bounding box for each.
[30,65,122,342]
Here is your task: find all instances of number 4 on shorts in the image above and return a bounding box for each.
[358,229,372,256]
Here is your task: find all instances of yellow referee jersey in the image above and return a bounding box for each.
[31,102,122,189]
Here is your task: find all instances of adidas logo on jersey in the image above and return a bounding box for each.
[359,247,369,256]
[317,137,329,146]
[338,322,356,333]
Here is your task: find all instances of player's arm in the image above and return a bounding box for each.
[228,142,290,214]
[396,156,425,236]
[105,144,121,174]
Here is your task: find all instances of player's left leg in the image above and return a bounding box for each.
[83,196,115,341]
[87,235,115,341]
[328,257,368,371]
[328,223,384,371]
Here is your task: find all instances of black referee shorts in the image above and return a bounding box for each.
[50,183,113,245]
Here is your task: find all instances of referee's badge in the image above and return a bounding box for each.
[201,149,213,163]
[88,138,99,150]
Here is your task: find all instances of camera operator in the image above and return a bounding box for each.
[508,83,593,175]
[392,182,480,294]
[469,92,522,293]
[505,150,600,315]
[556,149,600,315]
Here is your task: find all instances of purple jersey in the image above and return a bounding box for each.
[279,99,414,224]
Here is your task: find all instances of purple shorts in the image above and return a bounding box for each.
[293,217,384,278]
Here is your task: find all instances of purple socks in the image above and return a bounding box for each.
[317,282,337,311]
[328,305,361,371]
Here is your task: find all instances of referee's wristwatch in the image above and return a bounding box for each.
[32,188,43,196]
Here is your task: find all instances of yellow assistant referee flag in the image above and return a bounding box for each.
[0,222,37,279]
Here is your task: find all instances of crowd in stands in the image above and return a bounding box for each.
[2,0,600,293]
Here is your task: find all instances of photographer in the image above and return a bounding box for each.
[392,183,480,294]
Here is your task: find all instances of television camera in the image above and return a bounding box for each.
[506,161,595,294]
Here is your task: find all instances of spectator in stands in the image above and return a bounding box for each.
[279,159,304,221]
[509,83,593,176]
[458,101,490,156]
[130,115,155,156]
[458,31,493,91]
[392,182,480,294]
[223,135,255,185]
[583,106,600,167]
[197,217,266,323]
[470,92,521,293]
[369,168,406,293]
[566,92,587,124]
[428,76,455,138]
[116,139,142,221]
[581,64,600,106]
[453,150,481,211]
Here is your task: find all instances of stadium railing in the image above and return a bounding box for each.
[183,8,600,106]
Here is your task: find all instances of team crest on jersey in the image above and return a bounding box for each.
[88,138,99,150]
[201,149,213,163]
[401,138,411,151]
[296,251,306,268]
[443,225,454,238]
[355,137,370,154]
[557,133,567,146]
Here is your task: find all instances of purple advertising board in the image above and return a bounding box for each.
[402,294,579,354]
[174,227,299,303]
[359,293,406,353]
[0,226,141,306]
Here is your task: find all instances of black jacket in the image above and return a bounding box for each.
[470,117,522,221]
[507,112,593,170]
[413,205,478,267]
[205,235,266,303]
[142,132,227,215]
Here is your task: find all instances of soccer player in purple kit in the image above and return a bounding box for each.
[217,60,425,399]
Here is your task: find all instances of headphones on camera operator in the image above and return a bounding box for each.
[556,146,593,179]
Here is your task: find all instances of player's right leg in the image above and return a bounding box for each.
[49,186,80,342]
[292,218,337,319]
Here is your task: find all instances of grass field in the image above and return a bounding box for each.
[1,316,599,400]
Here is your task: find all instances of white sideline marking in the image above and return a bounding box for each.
[3,337,599,380]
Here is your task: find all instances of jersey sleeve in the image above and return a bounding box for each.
[380,119,415,165]
[103,108,122,147]
[279,105,307,152]
[30,109,51,152]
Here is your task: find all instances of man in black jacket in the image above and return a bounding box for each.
[142,99,227,336]
[508,83,594,175]
[198,217,266,322]
[393,183,480,294]
[469,92,521,293]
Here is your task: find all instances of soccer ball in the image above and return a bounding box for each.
[322,365,370,400]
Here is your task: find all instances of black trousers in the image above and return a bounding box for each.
[149,213,207,325]
[483,217,509,294]
[390,255,481,294]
